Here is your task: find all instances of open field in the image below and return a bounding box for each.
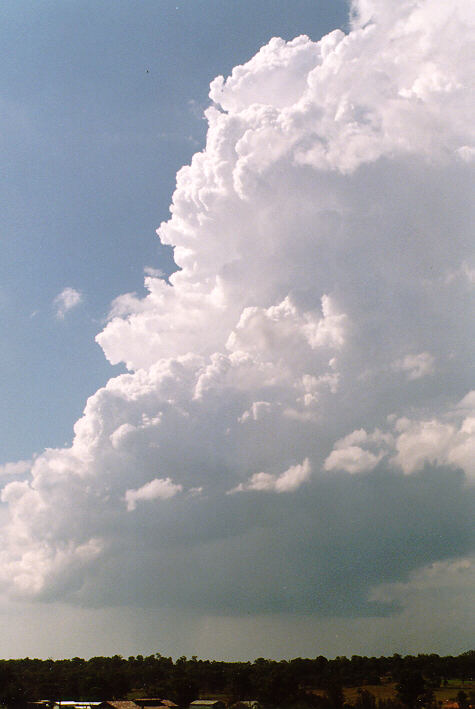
[433,683,475,704]
[312,685,398,702]
[311,681,475,705]
[344,684,398,703]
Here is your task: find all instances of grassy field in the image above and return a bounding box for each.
[310,685,397,703]
[343,684,398,703]
[433,683,475,704]
[311,680,475,705]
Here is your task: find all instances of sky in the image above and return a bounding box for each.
[0,0,473,661]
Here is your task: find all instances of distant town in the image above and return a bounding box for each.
[0,652,473,709]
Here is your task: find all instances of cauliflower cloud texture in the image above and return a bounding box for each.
[1,0,473,620]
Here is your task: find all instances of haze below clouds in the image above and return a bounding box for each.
[0,0,473,659]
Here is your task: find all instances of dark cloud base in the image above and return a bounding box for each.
[47,464,473,618]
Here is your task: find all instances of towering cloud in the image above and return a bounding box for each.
[0,0,473,630]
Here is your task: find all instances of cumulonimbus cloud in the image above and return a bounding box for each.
[0,0,473,619]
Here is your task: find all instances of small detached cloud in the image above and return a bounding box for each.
[53,287,83,319]
[324,429,391,474]
[125,477,183,511]
[393,414,475,479]
[144,266,169,281]
[229,458,311,494]
[392,352,436,380]
[324,446,384,474]
[0,459,32,478]
[324,394,475,481]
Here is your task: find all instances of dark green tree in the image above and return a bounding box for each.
[325,683,344,709]
[395,670,428,709]
[355,689,377,709]
[456,691,469,709]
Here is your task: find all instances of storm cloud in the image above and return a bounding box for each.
[0,0,473,637]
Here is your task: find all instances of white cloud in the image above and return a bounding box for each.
[369,556,475,604]
[0,459,32,477]
[393,415,475,479]
[0,0,472,625]
[457,390,475,411]
[456,145,475,163]
[238,401,274,423]
[324,427,395,473]
[144,266,167,280]
[392,352,436,380]
[53,287,83,319]
[324,395,475,480]
[324,446,383,474]
[229,458,312,493]
[125,477,183,511]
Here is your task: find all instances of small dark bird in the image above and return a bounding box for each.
[146,68,150,74]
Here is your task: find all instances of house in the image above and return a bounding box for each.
[100,702,141,709]
[230,702,260,709]
[189,701,226,709]
[100,701,177,709]
[134,701,178,709]
[53,703,102,709]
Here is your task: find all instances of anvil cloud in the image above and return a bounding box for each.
[1,0,473,636]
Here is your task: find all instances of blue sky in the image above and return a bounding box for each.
[0,0,473,661]
[0,0,347,462]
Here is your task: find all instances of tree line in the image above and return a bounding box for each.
[0,651,473,709]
